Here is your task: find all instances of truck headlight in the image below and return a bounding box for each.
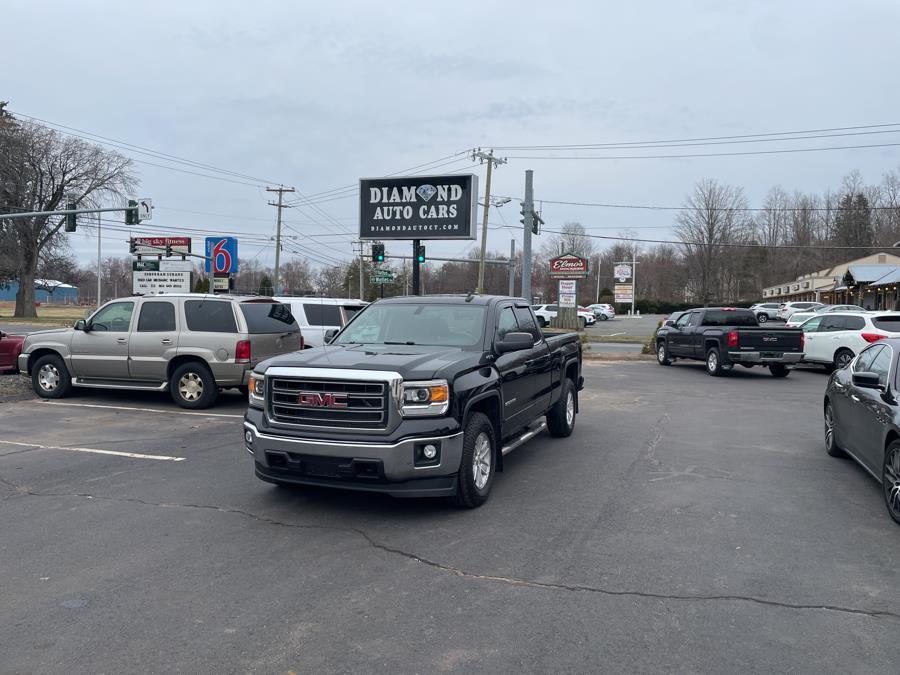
[248,372,265,408]
[401,380,449,417]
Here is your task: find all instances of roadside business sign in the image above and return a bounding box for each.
[132,270,191,294]
[133,259,192,273]
[614,283,634,303]
[133,259,159,272]
[132,236,191,256]
[212,275,230,291]
[369,268,395,284]
[614,264,632,282]
[558,279,577,308]
[205,236,239,274]
[358,174,478,240]
[558,279,577,294]
[549,253,590,278]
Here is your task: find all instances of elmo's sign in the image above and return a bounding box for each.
[549,253,590,278]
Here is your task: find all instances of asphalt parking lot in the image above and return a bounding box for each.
[2,362,899,673]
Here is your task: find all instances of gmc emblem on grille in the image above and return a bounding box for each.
[298,392,348,408]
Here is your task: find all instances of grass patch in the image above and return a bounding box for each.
[585,334,649,344]
[0,302,92,325]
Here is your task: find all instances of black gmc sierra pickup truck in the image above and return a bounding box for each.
[243,295,584,507]
[655,307,803,377]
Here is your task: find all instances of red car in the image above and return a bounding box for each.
[0,330,25,373]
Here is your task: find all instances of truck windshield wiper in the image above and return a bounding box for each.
[383,340,417,345]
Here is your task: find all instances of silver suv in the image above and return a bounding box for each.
[18,294,302,408]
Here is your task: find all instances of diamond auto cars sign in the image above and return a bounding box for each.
[359,174,478,240]
[549,253,590,278]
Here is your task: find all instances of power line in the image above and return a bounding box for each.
[504,141,900,160]
[491,122,900,151]
[495,197,900,213]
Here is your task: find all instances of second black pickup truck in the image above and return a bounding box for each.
[243,295,583,507]
[656,307,803,377]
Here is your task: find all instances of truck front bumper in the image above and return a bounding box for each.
[243,421,463,498]
[728,351,803,364]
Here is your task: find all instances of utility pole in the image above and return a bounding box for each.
[473,149,507,293]
[508,239,516,296]
[632,248,637,317]
[357,241,365,301]
[96,212,102,306]
[412,239,421,295]
[266,185,295,295]
[522,170,535,303]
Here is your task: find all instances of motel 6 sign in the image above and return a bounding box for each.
[205,237,239,274]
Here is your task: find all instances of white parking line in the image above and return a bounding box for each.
[38,401,244,419]
[0,439,186,462]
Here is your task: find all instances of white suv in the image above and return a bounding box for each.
[777,301,823,321]
[274,297,368,348]
[532,304,596,328]
[799,312,900,370]
[587,303,615,321]
[749,303,780,323]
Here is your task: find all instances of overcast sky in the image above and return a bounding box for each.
[5,0,900,269]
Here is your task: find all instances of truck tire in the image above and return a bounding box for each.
[769,364,790,378]
[454,412,496,508]
[170,361,218,409]
[656,341,672,366]
[757,313,768,324]
[547,378,577,437]
[706,347,724,377]
[31,353,72,399]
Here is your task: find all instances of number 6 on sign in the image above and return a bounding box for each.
[204,237,238,274]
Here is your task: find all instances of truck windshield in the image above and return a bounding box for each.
[338,303,486,348]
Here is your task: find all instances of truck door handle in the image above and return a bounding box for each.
[851,395,860,402]
[116,338,128,345]
[161,338,173,345]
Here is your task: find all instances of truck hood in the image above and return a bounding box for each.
[256,343,482,381]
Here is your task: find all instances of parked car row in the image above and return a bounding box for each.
[531,304,596,328]
[750,301,867,324]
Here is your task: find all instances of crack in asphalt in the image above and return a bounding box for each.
[4,478,898,623]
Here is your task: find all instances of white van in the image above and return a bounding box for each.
[274,297,368,348]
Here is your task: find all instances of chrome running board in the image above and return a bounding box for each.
[501,420,547,456]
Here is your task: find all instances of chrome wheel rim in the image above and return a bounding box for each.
[38,364,60,391]
[758,315,767,323]
[178,372,203,401]
[708,351,718,372]
[565,391,575,427]
[657,345,666,363]
[837,351,853,368]
[884,447,900,518]
[472,432,492,490]
[825,404,835,450]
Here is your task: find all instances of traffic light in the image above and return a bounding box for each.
[519,202,527,225]
[416,245,426,263]
[129,238,137,254]
[165,243,173,257]
[125,199,140,225]
[372,243,385,263]
[64,201,77,232]
[532,212,544,236]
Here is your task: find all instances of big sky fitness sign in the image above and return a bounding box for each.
[359,174,478,240]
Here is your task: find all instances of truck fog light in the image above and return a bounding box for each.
[245,430,253,445]
[423,444,438,459]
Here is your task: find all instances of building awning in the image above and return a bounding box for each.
[868,268,900,288]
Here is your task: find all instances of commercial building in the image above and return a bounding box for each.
[761,252,900,308]
[0,279,80,304]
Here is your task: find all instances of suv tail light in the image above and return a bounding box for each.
[727,330,739,347]
[861,333,887,343]
[236,339,251,363]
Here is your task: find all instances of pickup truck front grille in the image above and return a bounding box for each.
[268,377,388,429]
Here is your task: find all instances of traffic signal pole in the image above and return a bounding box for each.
[522,170,534,304]
[412,239,421,295]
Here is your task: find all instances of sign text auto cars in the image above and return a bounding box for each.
[359,174,478,240]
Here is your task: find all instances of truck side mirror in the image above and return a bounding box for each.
[324,328,339,344]
[664,320,675,327]
[73,319,87,331]
[496,331,534,354]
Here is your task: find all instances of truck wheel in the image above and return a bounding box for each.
[547,378,576,437]
[834,348,854,370]
[656,341,672,366]
[31,354,72,399]
[757,313,768,324]
[769,364,790,378]
[706,347,724,377]
[170,361,218,409]
[454,412,495,509]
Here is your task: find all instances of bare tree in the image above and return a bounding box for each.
[541,221,595,259]
[675,179,750,305]
[0,115,136,316]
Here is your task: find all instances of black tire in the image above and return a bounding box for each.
[705,347,724,376]
[31,353,72,399]
[757,313,768,323]
[538,317,547,328]
[834,349,854,370]
[547,378,577,437]
[881,440,900,525]
[769,364,790,378]
[600,314,609,321]
[454,412,496,508]
[823,364,835,374]
[656,341,672,366]
[169,361,218,409]
[824,400,846,458]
